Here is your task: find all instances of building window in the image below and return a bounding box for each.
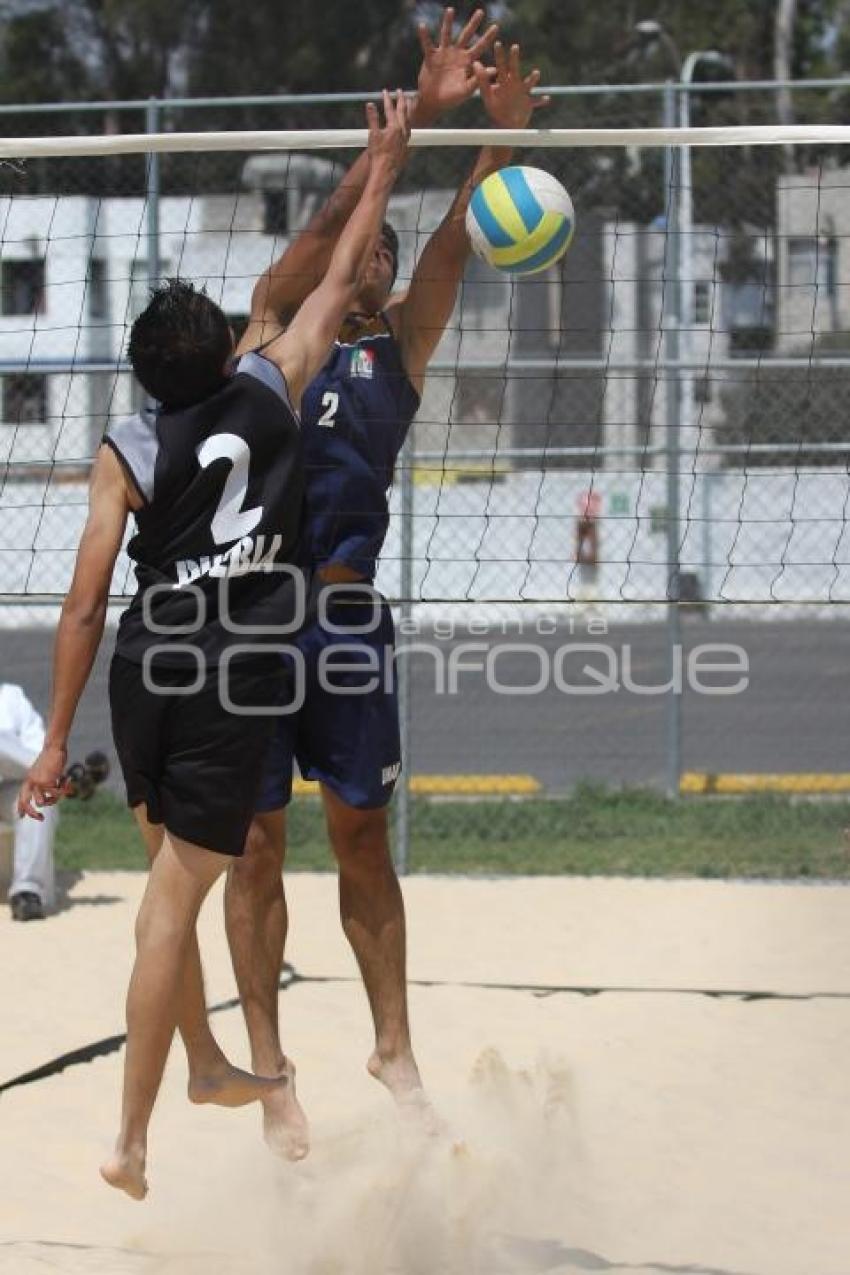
[3,374,47,424]
[693,280,713,326]
[262,187,331,237]
[130,258,151,321]
[263,192,289,236]
[694,376,712,404]
[1,259,46,316]
[129,258,174,318]
[129,261,151,410]
[451,373,505,425]
[88,258,108,319]
[788,237,836,292]
[461,254,510,332]
[728,327,773,356]
[129,260,171,409]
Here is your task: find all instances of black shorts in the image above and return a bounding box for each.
[109,653,286,857]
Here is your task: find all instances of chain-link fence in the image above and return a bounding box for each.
[2,81,850,869]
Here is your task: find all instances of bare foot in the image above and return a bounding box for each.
[541,1060,573,1121]
[100,1146,148,1201]
[261,1058,310,1161]
[367,1049,441,1134]
[188,1059,287,1109]
[471,1046,515,1109]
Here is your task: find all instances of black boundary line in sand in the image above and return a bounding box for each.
[503,1236,758,1275]
[2,963,849,1097]
[0,1239,150,1258]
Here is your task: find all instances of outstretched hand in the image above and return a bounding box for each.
[416,6,499,119]
[365,89,411,175]
[473,42,549,130]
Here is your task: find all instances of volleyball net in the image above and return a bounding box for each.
[1,116,850,617]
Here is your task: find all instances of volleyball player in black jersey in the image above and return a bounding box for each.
[18,89,409,1201]
[221,12,546,1155]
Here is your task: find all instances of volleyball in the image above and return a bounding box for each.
[466,166,575,276]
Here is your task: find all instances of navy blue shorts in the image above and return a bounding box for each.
[256,590,401,812]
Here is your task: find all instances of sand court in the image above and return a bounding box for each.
[1,871,849,1275]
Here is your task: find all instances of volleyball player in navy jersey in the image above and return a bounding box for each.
[18,90,410,1200]
[221,12,548,1155]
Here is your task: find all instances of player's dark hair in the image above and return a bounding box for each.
[128,278,233,408]
[381,222,399,286]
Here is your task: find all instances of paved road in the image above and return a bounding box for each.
[1,619,846,795]
[406,618,849,790]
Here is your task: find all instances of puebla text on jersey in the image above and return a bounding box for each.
[104,352,305,665]
[300,313,420,581]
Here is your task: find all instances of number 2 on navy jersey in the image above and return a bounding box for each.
[197,433,263,545]
[317,391,339,427]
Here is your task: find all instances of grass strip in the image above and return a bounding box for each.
[56,784,850,880]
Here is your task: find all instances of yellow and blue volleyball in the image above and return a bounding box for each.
[466,166,575,276]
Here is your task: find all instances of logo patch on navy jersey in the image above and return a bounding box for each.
[350,347,375,379]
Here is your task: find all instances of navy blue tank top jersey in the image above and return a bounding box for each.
[104,351,305,666]
[300,312,420,581]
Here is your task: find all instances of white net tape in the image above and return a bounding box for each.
[2,123,850,159]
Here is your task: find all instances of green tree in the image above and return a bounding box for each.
[184,0,427,104]
[0,0,206,103]
[0,10,88,104]
[69,0,206,100]
[1,1,846,212]
[1,1,845,112]
[494,0,838,85]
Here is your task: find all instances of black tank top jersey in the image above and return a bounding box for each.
[104,352,304,665]
[300,313,420,581]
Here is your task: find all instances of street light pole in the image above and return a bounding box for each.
[679,54,700,463]
[662,78,683,799]
[634,23,735,616]
[677,48,735,618]
[633,26,732,464]
[678,50,729,461]
[631,26,704,458]
[634,23,730,792]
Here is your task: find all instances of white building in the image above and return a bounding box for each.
[776,167,850,349]
[4,179,816,608]
[0,176,777,467]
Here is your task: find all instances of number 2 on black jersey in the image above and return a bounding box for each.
[197,433,263,545]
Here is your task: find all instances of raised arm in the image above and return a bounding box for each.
[235,7,498,356]
[258,90,410,406]
[18,447,132,819]
[390,42,549,396]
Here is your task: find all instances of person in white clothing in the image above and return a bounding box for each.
[0,683,57,920]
